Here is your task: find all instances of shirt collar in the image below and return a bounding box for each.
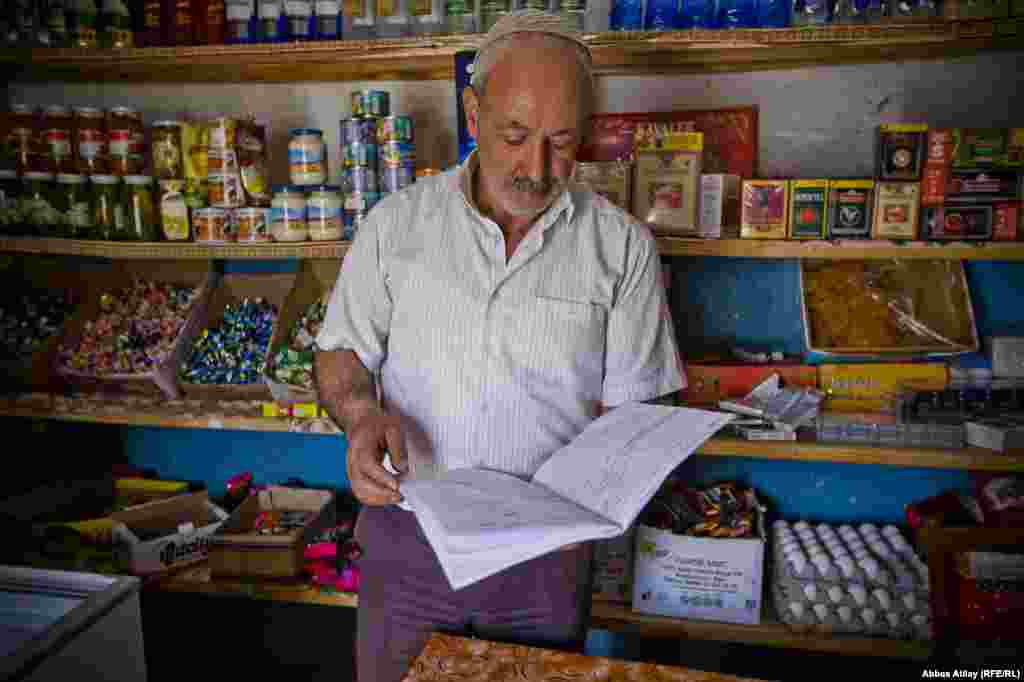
[454,150,577,233]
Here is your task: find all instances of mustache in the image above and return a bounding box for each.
[511,176,557,196]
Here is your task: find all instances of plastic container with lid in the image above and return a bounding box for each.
[194,206,231,243]
[313,0,342,39]
[236,207,271,242]
[288,128,326,186]
[121,175,159,241]
[21,172,59,237]
[270,185,308,242]
[151,120,184,180]
[306,185,343,241]
[257,0,284,41]
[42,105,75,175]
[74,106,108,174]
[0,170,22,235]
[55,173,93,239]
[226,0,257,42]
[107,106,145,176]
[284,0,313,39]
[91,174,121,240]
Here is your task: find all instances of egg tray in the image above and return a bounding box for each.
[773,570,929,617]
[772,585,932,640]
[771,520,929,590]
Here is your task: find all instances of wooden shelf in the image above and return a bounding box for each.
[7,235,1024,261]
[1,20,1021,83]
[149,563,358,608]
[655,238,1024,260]
[4,393,1022,470]
[590,601,932,660]
[0,237,348,260]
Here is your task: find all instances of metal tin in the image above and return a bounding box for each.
[351,90,390,118]
[343,143,378,168]
[194,207,231,243]
[342,208,366,240]
[340,117,378,146]
[345,192,380,213]
[235,207,272,243]
[343,165,379,194]
[381,163,415,194]
[378,141,416,166]
[377,115,414,144]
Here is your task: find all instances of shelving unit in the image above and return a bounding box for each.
[1,20,1022,82]
[0,237,349,260]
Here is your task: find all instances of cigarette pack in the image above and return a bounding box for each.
[827,180,874,239]
[993,202,1021,241]
[699,174,741,238]
[876,124,927,181]
[574,161,633,213]
[953,128,1007,168]
[872,182,921,240]
[633,132,704,236]
[945,169,1020,203]
[1001,128,1024,167]
[788,180,829,239]
[921,205,994,241]
[740,180,789,239]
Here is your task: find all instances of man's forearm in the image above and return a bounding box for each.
[314,349,385,433]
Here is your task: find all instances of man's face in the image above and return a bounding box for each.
[465,40,585,222]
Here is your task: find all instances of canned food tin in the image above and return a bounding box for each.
[340,117,378,146]
[381,163,415,194]
[351,90,390,118]
[194,207,231,243]
[208,172,245,208]
[379,141,416,166]
[342,208,364,240]
[236,207,271,243]
[377,116,414,144]
[343,143,378,168]
[345,192,380,213]
[342,165,379,194]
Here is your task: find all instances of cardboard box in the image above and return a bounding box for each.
[818,363,948,412]
[698,174,741,238]
[872,181,921,240]
[574,161,633,213]
[111,490,228,575]
[680,363,818,406]
[921,205,994,241]
[591,526,636,603]
[876,123,927,181]
[180,272,297,401]
[264,260,341,404]
[54,260,218,400]
[953,128,1007,167]
[787,179,828,239]
[988,336,1024,378]
[632,501,766,626]
[208,485,335,579]
[993,202,1021,241]
[1002,128,1024,166]
[633,133,703,236]
[965,418,1024,452]
[740,180,788,239]
[827,179,874,239]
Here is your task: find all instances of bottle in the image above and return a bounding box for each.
[226,0,256,41]
[410,0,443,35]
[344,0,376,38]
[609,0,644,29]
[643,0,676,28]
[715,0,756,27]
[679,0,715,26]
[284,0,313,39]
[376,0,409,36]
[443,0,475,33]
[756,0,791,25]
[68,0,100,47]
[313,0,342,38]
[259,0,285,40]
[196,0,226,43]
[100,0,135,46]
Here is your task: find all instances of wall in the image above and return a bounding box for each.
[10,52,1024,533]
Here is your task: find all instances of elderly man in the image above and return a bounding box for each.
[314,10,685,682]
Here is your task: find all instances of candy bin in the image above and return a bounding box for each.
[262,260,338,405]
[53,260,216,400]
[178,272,295,401]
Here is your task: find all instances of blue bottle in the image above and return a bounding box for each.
[610,0,645,30]
[757,0,791,25]
[678,0,716,27]
[715,0,757,27]
[644,0,678,29]
[791,0,828,24]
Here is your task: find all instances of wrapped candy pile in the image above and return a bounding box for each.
[639,480,759,539]
[270,292,329,389]
[0,290,76,359]
[181,298,277,385]
[59,280,200,374]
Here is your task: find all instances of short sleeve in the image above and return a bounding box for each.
[314,209,393,373]
[601,224,686,406]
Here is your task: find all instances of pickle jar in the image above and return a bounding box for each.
[21,172,59,237]
[151,120,183,180]
[122,175,159,241]
[91,174,121,241]
[0,169,21,235]
[55,173,93,239]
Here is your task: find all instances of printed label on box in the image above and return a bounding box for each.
[827,181,874,238]
[788,180,828,239]
[741,180,788,239]
[872,181,920,240]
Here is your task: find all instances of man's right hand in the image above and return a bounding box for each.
[346,414,408,506]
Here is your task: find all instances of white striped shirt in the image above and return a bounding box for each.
[316,153,686,482]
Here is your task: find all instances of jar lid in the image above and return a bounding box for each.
[290,128,324,137]
[91,174,121,184]
[57,173,87,184]
[0,170,17,179]
[73,106,104,116]
[44,105,71,115]
[152,120,182,128]
[23,172,55,180]
[124,175,153,185]
[310,185,341,193]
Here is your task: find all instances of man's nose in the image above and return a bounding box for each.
[524,138,551,185]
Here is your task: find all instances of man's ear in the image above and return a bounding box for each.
[463,86,481,141]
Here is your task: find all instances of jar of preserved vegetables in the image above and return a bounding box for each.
[122,175,159,241]
[0,170,21,235]
[21,172,59,237]
[91,174,121,240]
[55,173,93,238]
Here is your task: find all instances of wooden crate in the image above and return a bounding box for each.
[207,485,335,579]
[179,272,297,401]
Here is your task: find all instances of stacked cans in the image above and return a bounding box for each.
[340,90,416,239]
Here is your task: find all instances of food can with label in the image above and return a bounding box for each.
[342,142,378,168]
[208,172,245,208]
[342,165,379,194]
[380,163,414,194]
[377,115,413,144]
[378,141,415,167]
[340,117,378,146]
[193,207,231,243]
[351,90,390,118]
[289,128,326,186]
[236,207,271,243]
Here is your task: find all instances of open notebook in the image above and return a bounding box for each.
[400,402,734,590]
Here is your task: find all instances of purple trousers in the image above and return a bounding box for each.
[354,504,594,682]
